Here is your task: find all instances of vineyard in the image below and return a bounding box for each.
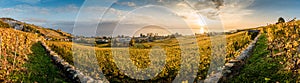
[2,0,300,82]
[0,28,40,82]
[0,20,69,82]
[229,20,300,82]
[2,18,299,82]
[266,20,300,70]
[3,17,300,82]
[46,31,255,82]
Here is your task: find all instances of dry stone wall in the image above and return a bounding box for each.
[40,42,104,83]
[205,33,261,83]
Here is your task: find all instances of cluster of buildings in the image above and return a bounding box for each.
[94,33,166,47]
[62,32,184,47]
[74,33,180,47]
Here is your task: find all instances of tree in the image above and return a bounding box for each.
[140,33,143,37]
[129,37,135,47]
[277,17,285,24]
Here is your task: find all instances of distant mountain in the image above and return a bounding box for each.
[0,18,73,40]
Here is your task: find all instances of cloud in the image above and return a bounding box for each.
[106,0,254,20]
[0,7,24,18]
[212,0,225,9]
[54,4,79,13]
[1,3,83,17]
[92,0,253,20]
[75,5,158,25]
[0,7,23,13]
[14,5,50,14]
[127,2,136,7]
[143,0,255,30]
[172,0,254,19]
[22,18,48,23]
[1,0,258,36]
[116,2,136,7]
[52,20,124,36]
[157,0,163,3]
[14,0,41,4]
[75,6,129,22]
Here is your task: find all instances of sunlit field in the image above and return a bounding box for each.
[46,31,254,82]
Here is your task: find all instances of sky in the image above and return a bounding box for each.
[0,0,299,36]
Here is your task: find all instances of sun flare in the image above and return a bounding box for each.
[197,19,206,34]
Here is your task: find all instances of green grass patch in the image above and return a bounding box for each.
[228,34,297,83]
[14,42,70,83]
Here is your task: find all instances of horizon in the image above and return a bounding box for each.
[0,16,262,37]
[0,16,288,37]
[1,0,299,36]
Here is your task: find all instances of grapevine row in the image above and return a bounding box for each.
[0,28,40,82]
[266,20,300,71]
[46,31,253,82]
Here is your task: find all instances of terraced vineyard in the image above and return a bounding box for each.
[46,31,255,82]
[266,20,300,70]
[0,20,69,83]
[2,19,298,82]
[3,17,299,82]
[229,20,300,82]
[0,28,40,82]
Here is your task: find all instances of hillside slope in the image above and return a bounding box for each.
[228,20,300,82]
[0,26,69,82]
[0,18,72,41]
[0,28,40,82]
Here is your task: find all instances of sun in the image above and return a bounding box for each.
[197,19,206,34]
[199,27,205,34]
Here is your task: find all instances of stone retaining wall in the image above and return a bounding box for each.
[205,33,261,83]
[40,42,103,83]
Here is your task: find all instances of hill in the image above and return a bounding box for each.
[228,20,300,82]
[0,18,74,82]
[0,20,69,82]
[0,18,73,41]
